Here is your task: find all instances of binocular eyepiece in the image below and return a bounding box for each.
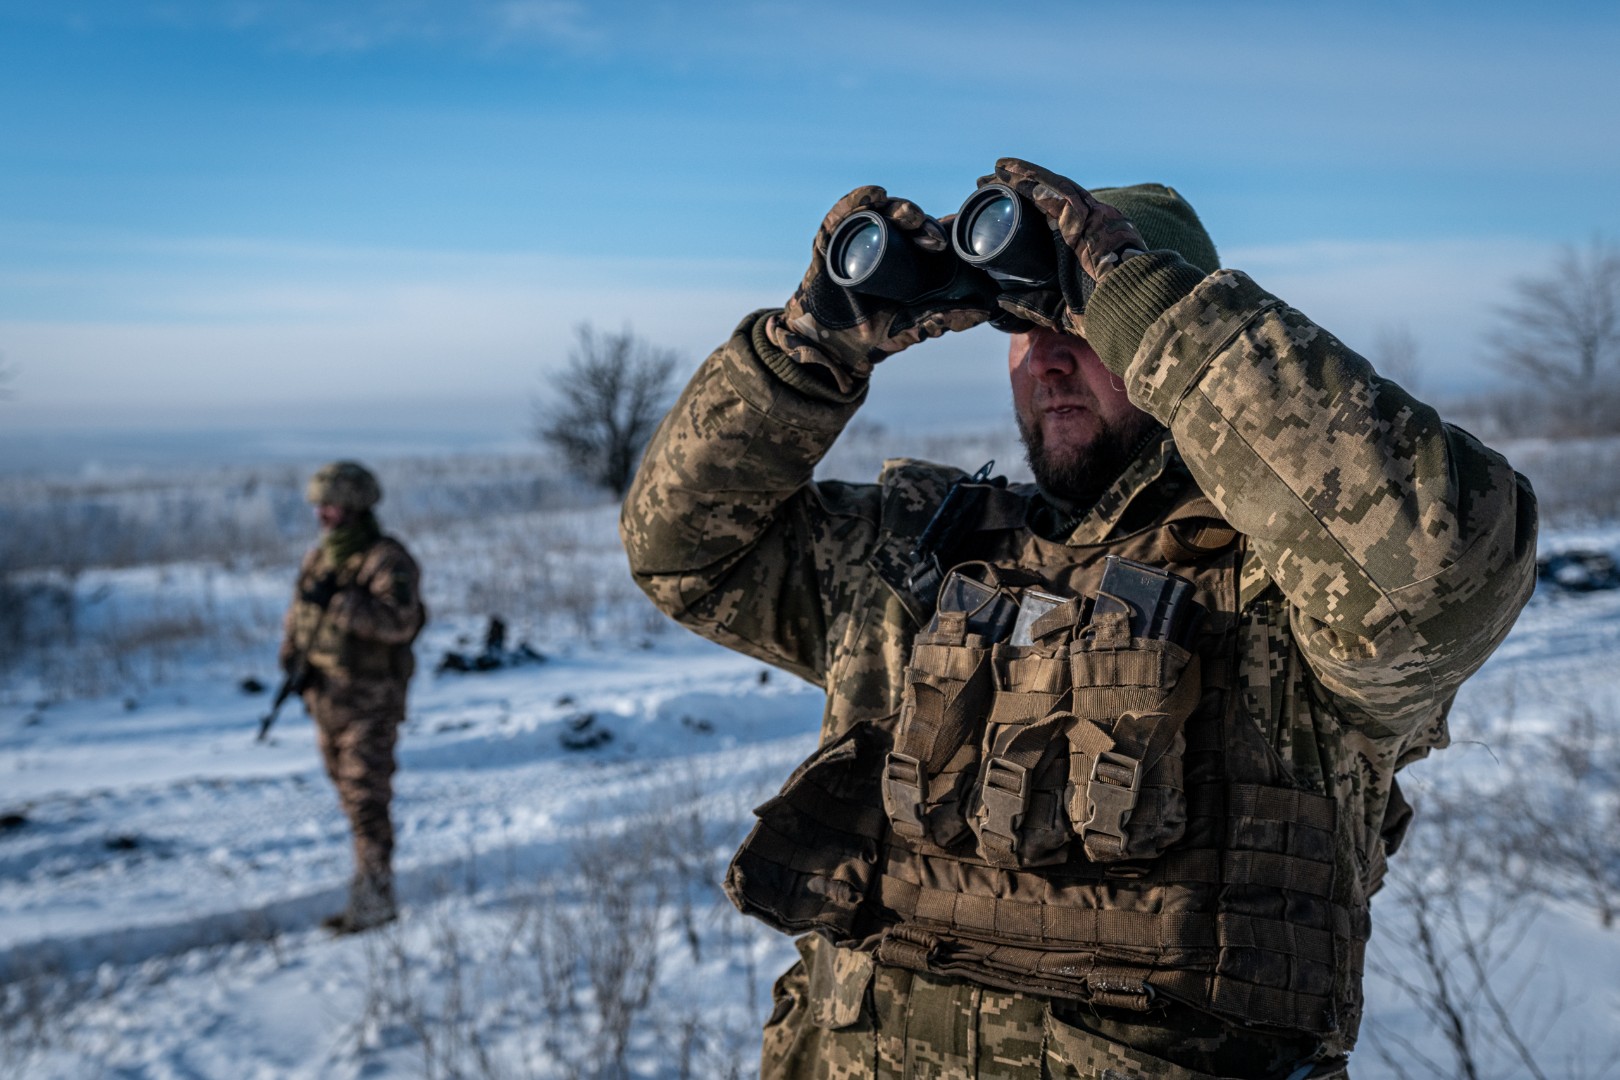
[824,209,940,300]
[951,184,1057,288]
[824,184,1057,303]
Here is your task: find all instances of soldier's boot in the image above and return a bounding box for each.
[322,872,397,935]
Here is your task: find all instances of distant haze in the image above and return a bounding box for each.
[3,2,1617,472]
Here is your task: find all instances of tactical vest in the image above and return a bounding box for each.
[726,479,1368,1040]
[290,538,419,683]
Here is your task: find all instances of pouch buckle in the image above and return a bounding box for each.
[882,751,926,838]
[978,757,1030,844]
[1081,750,1142,845]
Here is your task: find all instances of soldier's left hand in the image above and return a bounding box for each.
[979,158,1147,335]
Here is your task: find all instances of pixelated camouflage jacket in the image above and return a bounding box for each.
[281,535,426,686]
[621,269,1538,1047]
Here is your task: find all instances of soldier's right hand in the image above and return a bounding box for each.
[301,573,339,610]
[765,187,996,394]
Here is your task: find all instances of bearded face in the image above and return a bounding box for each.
[1007,328,1159,510]
[1015,398,1160,510]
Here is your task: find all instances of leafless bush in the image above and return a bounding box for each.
[814,418,1029,487]
[0,577,75,660]
[0,452,587,578]
[1464,380,1620,443]
[1496,703,1620,930]
[0,953,78,1072]
[1368,786,1563,1080]
[348,794,764,1080]
[0,564,282,700]
[1464,435,1620,526]
[1367,710,1620,1080]
[0,947,153,1077]
[417,505,665,646]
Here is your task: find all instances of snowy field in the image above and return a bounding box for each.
[3,441,1620,1079]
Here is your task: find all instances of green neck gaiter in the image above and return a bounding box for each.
[324,510,381,566]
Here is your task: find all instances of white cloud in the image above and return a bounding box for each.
[0,231,1562,436]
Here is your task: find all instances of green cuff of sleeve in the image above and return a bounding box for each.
[717,310,867,434]
[751,310,869,405]
[1085,252,1209,376]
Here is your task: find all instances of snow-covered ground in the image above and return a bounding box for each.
[2,617,819,1077]
[3,459,1619,1078]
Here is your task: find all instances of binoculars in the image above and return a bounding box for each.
[824,184,1055,302]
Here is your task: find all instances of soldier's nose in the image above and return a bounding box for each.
[1027,328,1082,381]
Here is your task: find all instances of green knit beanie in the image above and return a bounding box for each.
[1092,183,1219,274]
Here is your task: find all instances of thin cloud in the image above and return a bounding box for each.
[0,231,1544,422]
[39,0,602,55]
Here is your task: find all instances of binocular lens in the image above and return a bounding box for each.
[951,183,1054,287]
[965,196,1017,259]
[835,220,885,284]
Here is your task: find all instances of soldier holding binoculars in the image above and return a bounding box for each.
[622,159,1538,1079]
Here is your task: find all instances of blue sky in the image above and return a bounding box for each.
[3,1,1619,452]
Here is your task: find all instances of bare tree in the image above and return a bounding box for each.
[1489,236,1620,434]
[533,324,680,498]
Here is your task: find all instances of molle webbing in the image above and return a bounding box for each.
[726,479,1369,1038]
[873,931,1351,1037]
[871,775,1361,1034]
[732,752,1361,1032]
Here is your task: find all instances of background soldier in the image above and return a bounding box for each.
[281,460,426,934]
[622,160,1538,1077]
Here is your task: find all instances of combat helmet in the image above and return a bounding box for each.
[306,461,382,510]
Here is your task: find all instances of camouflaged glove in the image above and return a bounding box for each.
[301,573,339,610]
[977,158,1147,336]
[766,186,996,394]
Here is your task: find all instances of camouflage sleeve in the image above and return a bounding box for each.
[620,310,884,685]
[280,547,320,669]
[1102,268,1538,734]
[327,541,426,646]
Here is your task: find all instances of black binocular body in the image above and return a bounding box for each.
[824,184,1057,303]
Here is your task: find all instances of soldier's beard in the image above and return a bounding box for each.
[1016,409,1162,513]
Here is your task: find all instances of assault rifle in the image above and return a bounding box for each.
[256,659,309,742]
[258,601,331,742]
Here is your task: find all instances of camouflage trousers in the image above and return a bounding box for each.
[762,937,1346,1080]
[305,678,405,881]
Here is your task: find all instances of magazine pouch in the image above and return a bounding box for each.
[883,563,1040,849]
[1064,601,1200,863]
[969,621,1080,868]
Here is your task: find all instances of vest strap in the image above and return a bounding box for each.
[975,712,1071,866]
[876,933,1341,1034]
[878,871,1358,952]
[882,751,925,839]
